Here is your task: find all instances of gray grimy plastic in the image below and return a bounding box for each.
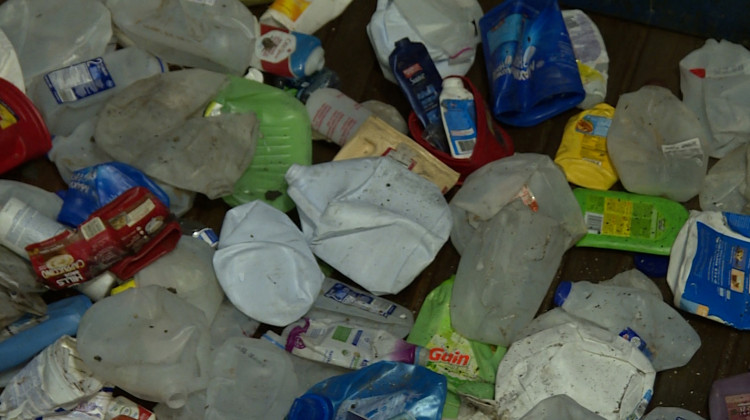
[448,153,587,346]
[94,69,260,200]
[0,0,112,86]
[105,0,258,75]
[76,286,212,409]
[699,143,750,213]
[607,85,710,203]
[680,39,750,159]
[48,118,196,218]
[285,157,452,296]
[213,200,325,327]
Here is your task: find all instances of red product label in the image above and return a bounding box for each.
[26,187,172,290]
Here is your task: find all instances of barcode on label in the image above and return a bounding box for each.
[584,212,603,234]
[456,139,476,153]
[81,217,106,240]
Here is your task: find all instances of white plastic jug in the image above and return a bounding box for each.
[133,235,225,324]
[286,156,452,296]
[0,0,112,86]
[518,395,606,420]
[699,143,750,213]
[607,85,710,202]
[0,28,24,92]
[205,337,299,420]
[213,200,325,327]
[76,286,212,409]
[494,322,655,420]
[554,280,701,371]
[448,153,587,346]
[105,0,259,75]
[27,46,167,137]
[367,0,483,83]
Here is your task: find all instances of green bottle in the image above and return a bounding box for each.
[206,76,312,212]
[573,188,689,255]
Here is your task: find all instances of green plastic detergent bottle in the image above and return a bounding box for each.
[205,76,312,212]
[573,187,689,255]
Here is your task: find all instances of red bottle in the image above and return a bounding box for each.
[0,77,51,174]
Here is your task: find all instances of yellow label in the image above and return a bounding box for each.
[269,0,311,21]
[0,102,17,130]
[601,197,633,237]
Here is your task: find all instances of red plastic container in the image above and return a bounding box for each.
[408,75,514,184]
[0,77,52,174]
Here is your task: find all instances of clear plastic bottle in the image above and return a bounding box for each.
[643,406,705,420]
[439,77,477,159]
[27,46,167,137]
[554,280,701,371]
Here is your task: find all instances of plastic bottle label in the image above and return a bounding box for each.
[44,57,116,104]
[256,30,297,65]
[0,100,17,129]
[618,327,653,360]
[583,197,662,239]
[725,393,750,419]
[575,114,611,164]
[485,13,526,80]
[323,282,397,318]
[661,137,704,159]
[442,98,476,158]
[679,221,750,324]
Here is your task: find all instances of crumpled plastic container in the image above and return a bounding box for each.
[133,235,225,324]
[367,0,483,83]
[494,322,655,420]
[519,395,606,420]
[0,0,112,86]
[607,85,709,202]
[48,118,196,217]
[0,28,24,92]
[94,69,260,200]
[699,143,750,213]
[213,200,324,327]
[286,157,453,296]
[76,286,212,409]
[105,0,258,75]
[448,153,587,346]
[680,39,750,158]
[205,337,299,420]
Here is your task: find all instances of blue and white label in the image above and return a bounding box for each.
[679,220,750,329]
[44,57,115,104]
[618,327,653,360]
[441,98,477,158]
[324,282,397,317]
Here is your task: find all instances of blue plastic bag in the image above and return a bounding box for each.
[57,161,170,227]
[287,361,447,420]
[480,0,584,127]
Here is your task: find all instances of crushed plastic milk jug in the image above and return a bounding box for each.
[554,279,701,371]
[449,154,587,346]
[494,322,655,420]
[213,200,324,326]
[0,28,24,92]
[286,157,452,295]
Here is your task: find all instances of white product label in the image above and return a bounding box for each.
[661,137,704,159]
[0,198,67,258]
[323,282,397,317]
[44,58,116,104]
[81,217,106,241]
[256,30,296,64]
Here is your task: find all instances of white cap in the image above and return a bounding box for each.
[304,47,325,76]
[442,77,464,89]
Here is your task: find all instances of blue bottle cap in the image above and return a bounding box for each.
[287,394,334,420]
[554,281,572,307]
[633,253,670,277]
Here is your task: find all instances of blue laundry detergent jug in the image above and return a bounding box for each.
[480,0,585,127]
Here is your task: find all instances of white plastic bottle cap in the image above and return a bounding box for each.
[304,47,326,76]
[442,77,464,89]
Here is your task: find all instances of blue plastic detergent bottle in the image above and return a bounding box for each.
[0,294,92,372]
[287,361,447,420]
[389,38,450,153]
[480,0,585,127]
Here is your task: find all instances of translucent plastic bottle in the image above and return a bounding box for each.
[554,280,700,371]
[27,46,166,137]
[643,406,705,420]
